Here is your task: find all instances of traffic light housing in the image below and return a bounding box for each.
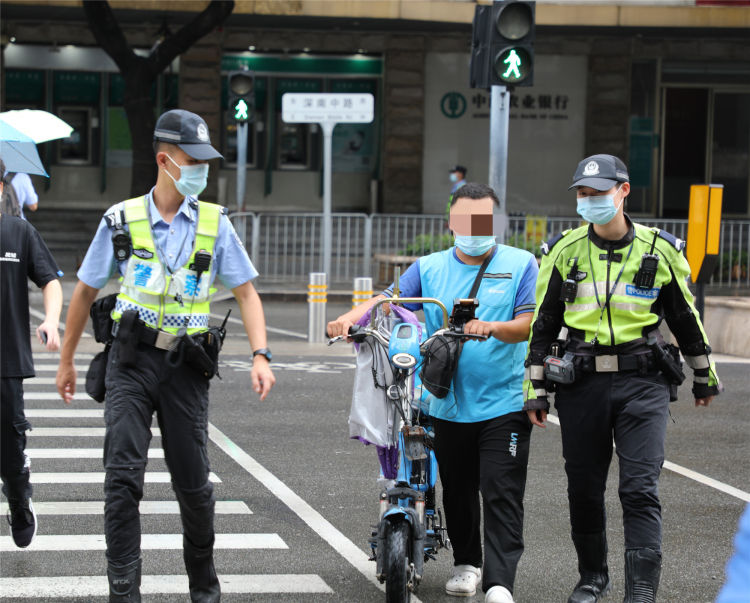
[470,1,535,89]
[227,70,255,122]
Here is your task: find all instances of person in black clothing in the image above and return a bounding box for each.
[0,157,63,548]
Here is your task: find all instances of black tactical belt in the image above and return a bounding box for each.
[576,352,656,374]
[112,320,180,351]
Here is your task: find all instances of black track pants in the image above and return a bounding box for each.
[1,377,32,502]
[103,340,215,566]
[433,411,531,593]
[555,370,670,551]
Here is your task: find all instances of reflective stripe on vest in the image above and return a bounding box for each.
[111,196,222,334]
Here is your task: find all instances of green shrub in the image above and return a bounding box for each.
[403,233,454,256]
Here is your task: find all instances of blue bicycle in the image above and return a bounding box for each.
[329,293,485,602]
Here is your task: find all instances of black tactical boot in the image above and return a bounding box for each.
[107,558,142,602]
[184,535,221,602]
[624,548,661,603]
[568,531,612,603]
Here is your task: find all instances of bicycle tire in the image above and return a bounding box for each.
[384,519,411,603]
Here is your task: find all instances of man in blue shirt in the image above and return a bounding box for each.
[55,109,275,603]
[328,182,538,603]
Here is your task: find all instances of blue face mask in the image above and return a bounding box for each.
[454,235,496,256]
[576,185,623,225]
[165,154,209,197]
[449,173,459,183]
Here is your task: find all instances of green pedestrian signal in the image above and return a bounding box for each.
[470,1,536,89]
[227,70,255,123]
[234,99,249,121]
[496,47,531,83]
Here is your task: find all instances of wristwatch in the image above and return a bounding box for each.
[252,348,273,362]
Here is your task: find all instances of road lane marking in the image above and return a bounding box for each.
[25,409,104,417]
[209,312,307,340]
[208,423,417,601]
[0,574,332,597]
[26,447,163,458]
[24,392,94,401]
[28,307,91,338]
[0,500,251,516]
[546,413,750,502]
[28,427,161,437]
[30,472,220,484]
[0,533,285,552]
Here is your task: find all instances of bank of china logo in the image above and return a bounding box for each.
[583,161,600,176]
[197,123,209,141]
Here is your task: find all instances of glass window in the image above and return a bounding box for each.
[57,106,93,165]
[711,92,750,216]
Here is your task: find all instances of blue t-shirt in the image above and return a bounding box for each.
[385,246,538,423]
[78,189,258,290]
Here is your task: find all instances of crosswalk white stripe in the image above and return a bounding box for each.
[24,392,93,401]
[33,365,89,371]
[0,574,332,597]
[31,472,220,484]
[29,427,161,437]
[33,353,94,360]
[26,378,75,385]
[25,409,104,418]
[0,500,251,515]
[25,448,163,458]
[1,533,286,552]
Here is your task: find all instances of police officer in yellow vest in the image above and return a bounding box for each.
[523,155,720,603]
[56,109,275,602]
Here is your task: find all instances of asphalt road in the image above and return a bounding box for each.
[1,294,747,602]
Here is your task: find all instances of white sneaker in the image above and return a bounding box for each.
[445,564,482,597]
[485,585,514,603]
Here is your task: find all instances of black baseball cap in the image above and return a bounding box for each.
[449,165,467,174]
[568,154,629,191]
[153,109,223,160]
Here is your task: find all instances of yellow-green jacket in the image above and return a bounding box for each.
[523,217,720,409]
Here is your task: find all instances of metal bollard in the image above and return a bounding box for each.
[352,277,373,309]
[307,272,327,343]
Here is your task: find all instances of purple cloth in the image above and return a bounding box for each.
[377,445,400,480]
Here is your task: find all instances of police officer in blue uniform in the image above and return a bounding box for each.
[56,110,275,602]
[524,154,721,603]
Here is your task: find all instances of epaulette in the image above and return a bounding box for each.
[104,208,126,230]
[653,228,685,252]
[540,228,571,256]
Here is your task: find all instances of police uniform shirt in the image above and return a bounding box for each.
[77,189,258,290]
[0,214,61,378]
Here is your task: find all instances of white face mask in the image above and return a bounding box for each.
[164,154,209,197]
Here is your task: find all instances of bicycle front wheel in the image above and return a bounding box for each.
[384,519,411,603]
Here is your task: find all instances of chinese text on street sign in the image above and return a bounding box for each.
[281,93,374,124]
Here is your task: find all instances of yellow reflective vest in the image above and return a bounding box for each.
[110,196,221,335]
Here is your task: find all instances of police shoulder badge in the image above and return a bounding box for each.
[133,248,154,260]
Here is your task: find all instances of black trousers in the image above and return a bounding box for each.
[1,377,33,502]
[103,339,215,566]
[555,370,670,551]
[433,411,531,594]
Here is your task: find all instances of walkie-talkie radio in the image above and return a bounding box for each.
[634,232,660,290]
[190,250,212,275]
[560,257,579,303]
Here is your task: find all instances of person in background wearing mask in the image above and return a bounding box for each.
[524,154,720,603]
[0,157,63,550]
[328,183,539,603]
[445,164,468,223]
[55,109,275,602]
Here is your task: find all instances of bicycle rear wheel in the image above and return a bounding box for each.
[384,519,411,603]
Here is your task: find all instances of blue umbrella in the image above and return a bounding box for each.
[0,120,49,177]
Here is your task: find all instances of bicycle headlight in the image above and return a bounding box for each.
[392,352,417,369]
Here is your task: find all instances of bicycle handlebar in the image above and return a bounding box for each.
[326,324,488,347]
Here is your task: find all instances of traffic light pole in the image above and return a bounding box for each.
[489,85,510,244]
[235,121,248,246]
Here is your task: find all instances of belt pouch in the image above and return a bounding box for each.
[85,342,110,403]
[116,310,142,367]
[89,293,118,343]
[183,335,216,379]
